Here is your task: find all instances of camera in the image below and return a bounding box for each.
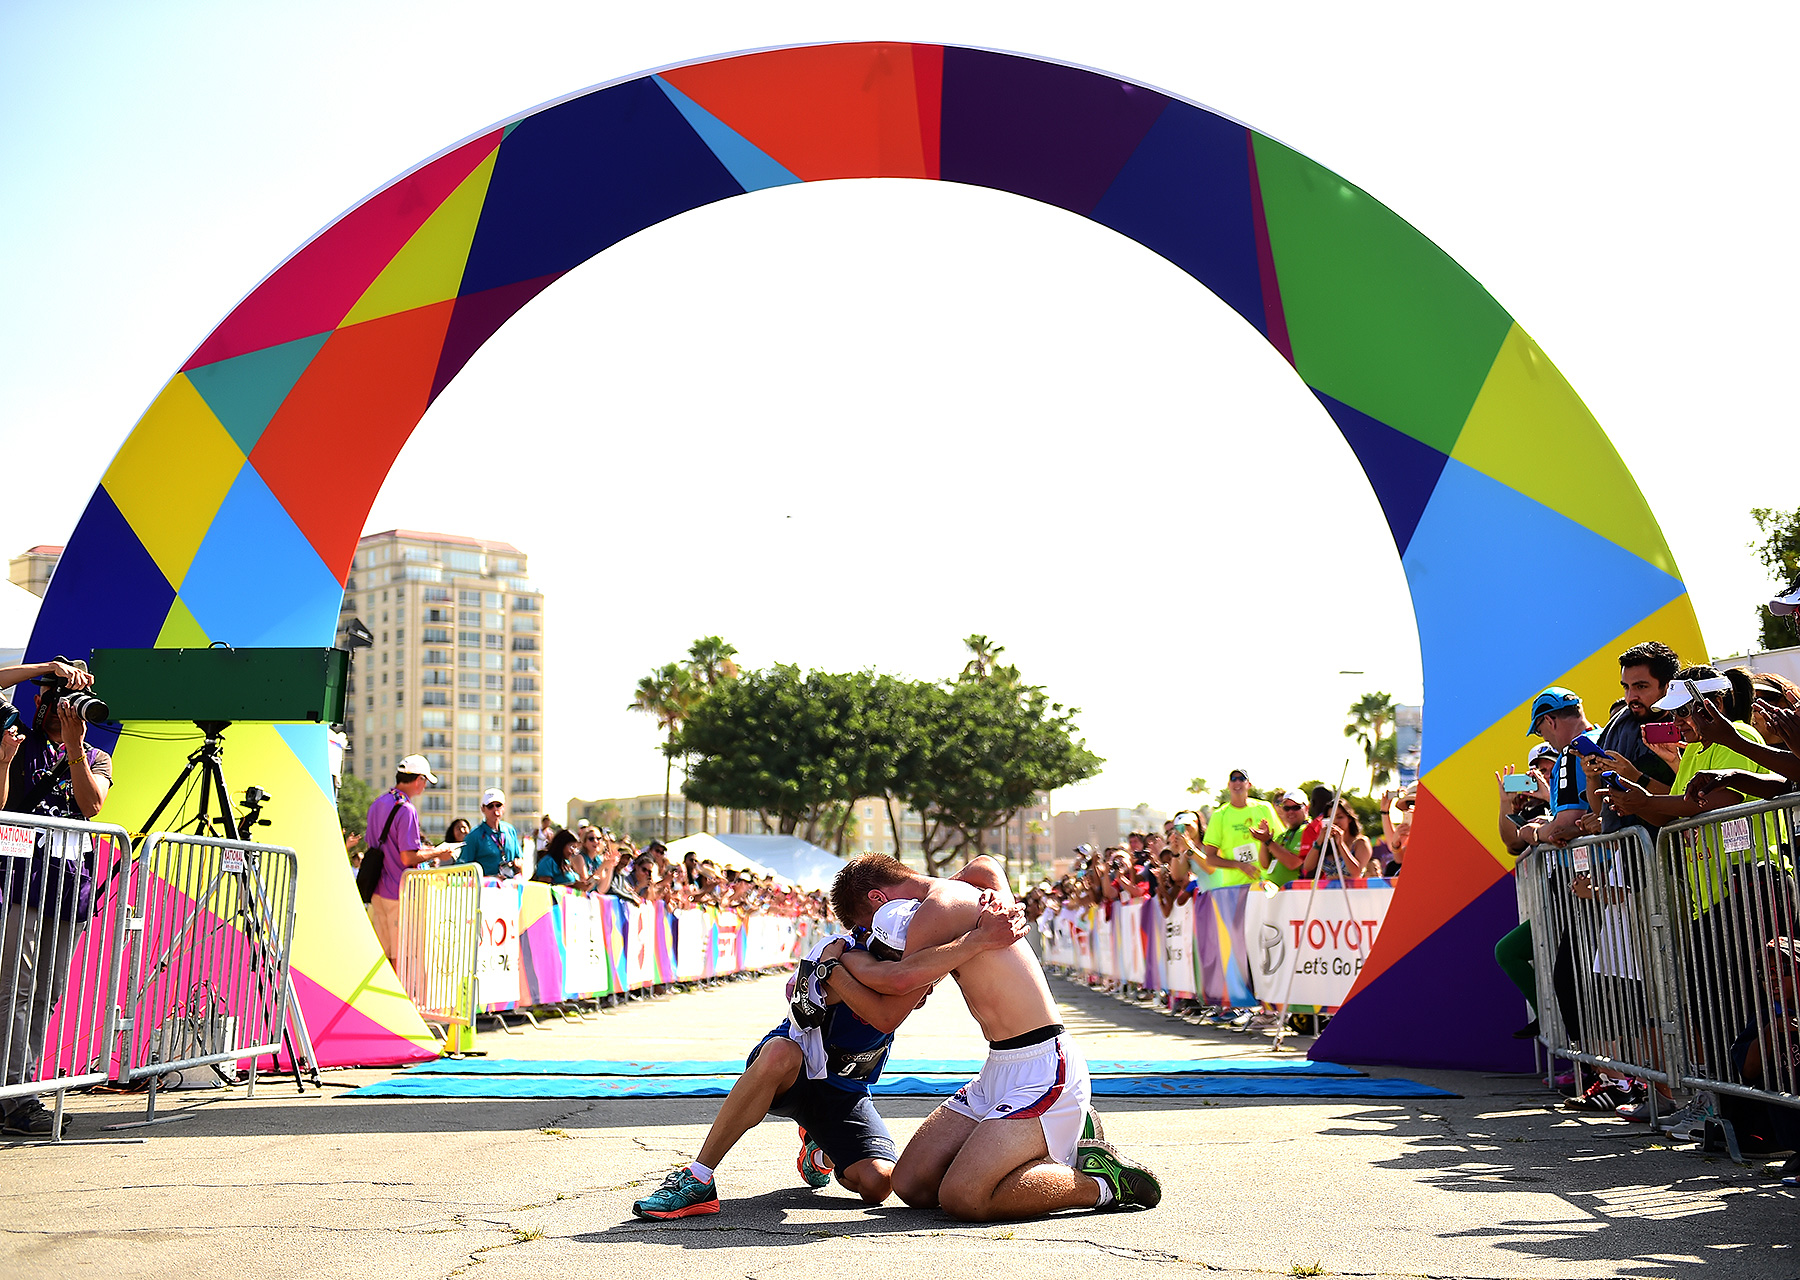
[34,657,109,728]
[0,692,18,733]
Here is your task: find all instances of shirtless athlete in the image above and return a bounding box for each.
[832,853,1161,1221]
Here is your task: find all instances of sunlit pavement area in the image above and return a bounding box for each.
[2,972,1793,1280]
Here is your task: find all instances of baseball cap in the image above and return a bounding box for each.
[480,787,506,807]
[870,899,920,955]
[1769,574,1800,616]
[1527,743,1556,765]
[1526,688,1581,736]
[396,754,439,784]
[1228,768,1250,782]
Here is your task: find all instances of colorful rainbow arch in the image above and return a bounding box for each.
[29,43,1701,1070]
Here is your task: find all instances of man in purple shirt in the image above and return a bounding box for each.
[363,754,456,965]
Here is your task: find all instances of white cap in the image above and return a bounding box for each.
[870,899,920,955]
[396,754,439,784]
[1527,743,1555,764]
[1770,577,1800,616]
[1653,676,1731,712]
[1275,790,1308,808]
[480,788,506,807]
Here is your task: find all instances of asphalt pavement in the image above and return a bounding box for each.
[2,968,1794,1279]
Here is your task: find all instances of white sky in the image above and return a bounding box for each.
[3,3,1795,817]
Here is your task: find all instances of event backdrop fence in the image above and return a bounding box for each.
[1040,879,1396,1017]
[465,879,817,1013]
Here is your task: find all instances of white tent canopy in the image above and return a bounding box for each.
[711,835,846,893]
[662,832,786,884]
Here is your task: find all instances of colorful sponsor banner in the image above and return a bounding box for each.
[1037,883,1395,1013]
[468,886,815,1013]
[1244,884,1394,1010]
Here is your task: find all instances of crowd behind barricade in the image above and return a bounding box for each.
[352,757,830,1013]
[1495,623,1800,1185]
[1020,768,1414,1039]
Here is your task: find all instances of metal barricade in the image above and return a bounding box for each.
[1515,827,1684,1104]
[396,863,480,1052]
[111,833,299,1113]
[1656,794,1799,1151]
[0,812,134,1141]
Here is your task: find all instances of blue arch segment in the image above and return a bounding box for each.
[460,76,744,295]
[1088,102,1264,337]
[652,76,800,194]
[1403,458,1686,771]
[181,467,343,648]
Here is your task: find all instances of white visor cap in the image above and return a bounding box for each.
[870,899,921,955]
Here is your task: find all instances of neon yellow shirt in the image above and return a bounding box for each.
[1203,800,1279,888]
[1669,726,1780,916]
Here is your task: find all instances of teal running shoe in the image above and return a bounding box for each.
[796,1128,833,1188]
[1074,1139,1161,1210]
[632,1167,720,1219]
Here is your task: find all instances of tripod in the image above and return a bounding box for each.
[132,720,321,1094]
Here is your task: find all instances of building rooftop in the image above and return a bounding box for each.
[358,529,523,555]
[20,546,62,557]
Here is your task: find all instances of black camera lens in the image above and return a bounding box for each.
[63,689,109,724]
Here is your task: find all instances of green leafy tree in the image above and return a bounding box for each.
[628,663,698,840]
[337,771,373,848]
[680,636,740,831]
[1752,506,1800,650]
[1345,691,1397,792]
[901,678,1103,875]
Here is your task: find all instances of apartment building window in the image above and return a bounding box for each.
[511,777,539,795]
[422,649,449,665]
[420,794,449,813]
[510,614,540,633]
[513,717,538,732]
[511,637,538,651]
[512,696,539,712]
[457,652,479,668]
[422,690,448,706]
[420,733,449,749]
[458,693,480,708]
[512,657,539,673]
[458,590,481,606]
[423,627,451,643]
[486,634,504,649]
[458,673,479,688]
[422,711,449,729]
[457,754,478,771]
[423,587,451,603]
[457,775,480,791]
[511,596,538,611]
[421,671,450,686]
[511,756,536,772]
[447,550,483,572]
[484,674,504,689]
[512,677,538,692]
[494,558,521,574]
[458,631,481,647]
[484,693,503,709]
[484,653,503,670]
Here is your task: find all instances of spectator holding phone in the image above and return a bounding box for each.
[1602,667,1769,828]
[1520,688,1600,850]
[1589,642,1682,836]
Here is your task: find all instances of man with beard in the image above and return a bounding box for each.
[1591,641,1681,836]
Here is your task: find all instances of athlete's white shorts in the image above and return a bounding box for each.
[943,1031,1091,1166]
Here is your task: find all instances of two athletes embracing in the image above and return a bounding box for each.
[632,852,1159,1222]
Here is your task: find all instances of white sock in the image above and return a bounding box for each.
[1092,1178,1114,1207]
[687,1160,715,1183]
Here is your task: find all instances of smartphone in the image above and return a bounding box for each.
[1502,774,1538,793]
[1571,735,1606,756]
[1643,721,1682,744]
[1599,770,1621,788]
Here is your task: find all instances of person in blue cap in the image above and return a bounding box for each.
[1519,687,1602,851]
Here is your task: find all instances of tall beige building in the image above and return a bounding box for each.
[7,546,61,598]
[339,530,544,828]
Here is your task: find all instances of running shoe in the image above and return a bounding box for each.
[1074,1139,1162,1210]
[632,1168,720,1219]
[1244,1011,1285,1035]
[1658,1096,1711,1142]
[796,1128,833,1188]
[1081,1108,1106,1142]
[1561,1079,1633,1112]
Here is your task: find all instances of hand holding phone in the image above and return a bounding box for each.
[1502,774,1538,793]
[1643,721,1682,745]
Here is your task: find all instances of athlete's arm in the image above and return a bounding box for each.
[951,855,1012,904]
[824,964,933,1034]
[839,899,1023,995]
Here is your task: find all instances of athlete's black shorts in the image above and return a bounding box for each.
[748,1031,897,1172]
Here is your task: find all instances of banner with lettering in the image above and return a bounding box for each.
[1243,883,1393,1009]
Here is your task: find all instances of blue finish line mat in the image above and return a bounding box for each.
[401,1057,1365,1077]
[345,1074,1456,1101]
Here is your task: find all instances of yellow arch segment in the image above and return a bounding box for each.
[1422,592,1707,869]
[97,724,437,1049]
[1452,325,1680,577]
[100,376,247,590]
[153,597,211,648]
[339,148,501,328]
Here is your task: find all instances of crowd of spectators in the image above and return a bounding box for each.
[1021,768,1415,1036]
[1495,628,1799,1183]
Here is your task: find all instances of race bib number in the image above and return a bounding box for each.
[1234,844,1255,865]
[0,825,32,860]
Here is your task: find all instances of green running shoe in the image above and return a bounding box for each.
[1074,1139,1161,1210]
[632,1167,720,1219]
[797,1128,833,1188]
[1081,1108,1106,1142]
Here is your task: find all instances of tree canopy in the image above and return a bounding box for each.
[1753,506,1800,650]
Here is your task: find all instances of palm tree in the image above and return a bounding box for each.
[1345,691,1397,793]
[959,634,1022,688]
[628,663,697,841]
[682,637,739,831]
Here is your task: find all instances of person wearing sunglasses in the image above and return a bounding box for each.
[1250,790,1309,887]
[459,788,527,880]
[1198,771,1275,887]
[1602,667,1770,827]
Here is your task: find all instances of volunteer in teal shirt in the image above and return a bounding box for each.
[460,788,524,878]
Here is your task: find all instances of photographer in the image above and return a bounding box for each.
[0,660,111,1137]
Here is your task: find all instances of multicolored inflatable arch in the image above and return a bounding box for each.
[31,43,1701,1070]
